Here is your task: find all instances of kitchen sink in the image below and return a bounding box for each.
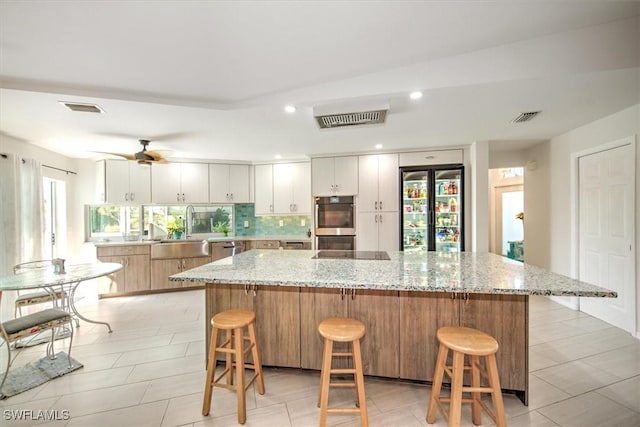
[151,240,209,259]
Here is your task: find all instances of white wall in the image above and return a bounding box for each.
[546,104,640,331]
[0,135,98,262]
[523,142,551,270]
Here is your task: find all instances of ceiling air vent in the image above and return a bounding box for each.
[59,101,104,113]
[511,111,540,123]
[313,101,389,129]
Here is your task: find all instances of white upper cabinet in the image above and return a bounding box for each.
[311,156,358,196]
[152,162,209,204]
[273,162,311,214]
[398,149,463,167]
[254,164,274,215]
[358,153,398,212]
[255,162,311,215]
[98,160,151,204]
[209,164,250,203]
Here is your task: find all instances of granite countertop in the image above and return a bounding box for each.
[169,249,617,297]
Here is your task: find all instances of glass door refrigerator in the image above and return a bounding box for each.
[400,165,464,252]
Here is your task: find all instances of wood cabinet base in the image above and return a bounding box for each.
[205,284,528,405]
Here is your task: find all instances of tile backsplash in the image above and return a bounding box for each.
[234,204,311,237]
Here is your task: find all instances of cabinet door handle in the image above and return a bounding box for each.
[182,193,186,202]
[230,193,233,200]
[375,214,378,223]
[131,193,135,201]
[270,204,273,212]
[379,214,383,222]
[379,200,382,209]
[330,184,335,192]
[182,259,186,269]
[374,201,378,210]
[124,193,129,201]
[244,284,249,295]
[252,284,258,297]
[340,288,345,300]
[177,193,180,202]
[293,204,297,211]
[226,193,229,200]
[121,258,125,267]
[335,184,339,193]
[351,288,356,300]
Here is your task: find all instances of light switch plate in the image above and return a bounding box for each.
[279,220,284,227]
[300,219,306,227]
[244,220,249,228]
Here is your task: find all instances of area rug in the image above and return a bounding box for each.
[0,352,83,399]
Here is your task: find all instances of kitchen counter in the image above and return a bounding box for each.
[174,249,616,406]
[170,249,615,297]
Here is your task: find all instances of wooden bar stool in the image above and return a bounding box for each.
[317,317,368,427]
[426,326,507,427]
[202,309,265,425]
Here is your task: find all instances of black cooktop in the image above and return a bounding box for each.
[312,250,391,260]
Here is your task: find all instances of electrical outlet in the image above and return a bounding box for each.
[300,219,305,227]
[279,220,284,227]
[244,220,249,228]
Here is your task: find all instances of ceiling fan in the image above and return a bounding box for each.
[98,139,171,165]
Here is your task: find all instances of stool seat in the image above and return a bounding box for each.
[212,309,255,329]
[319,317,365,342]
[436,326,498,356]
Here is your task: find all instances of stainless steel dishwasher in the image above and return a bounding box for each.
[210,241,245,261]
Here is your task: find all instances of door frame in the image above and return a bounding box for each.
[569,135,636,331]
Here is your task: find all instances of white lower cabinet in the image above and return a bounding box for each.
[357,211,399,252]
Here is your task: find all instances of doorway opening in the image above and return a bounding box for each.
[489,167,524,261]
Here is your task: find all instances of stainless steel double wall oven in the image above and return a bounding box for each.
[314,196,356,250]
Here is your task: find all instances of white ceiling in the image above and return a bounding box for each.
[1,1,639,162]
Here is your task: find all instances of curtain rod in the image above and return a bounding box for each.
[1,153,78,175]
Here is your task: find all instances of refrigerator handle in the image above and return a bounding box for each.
[429,210,435,226]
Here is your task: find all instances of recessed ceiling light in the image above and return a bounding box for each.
[284,105,296,113]
[274,154,282,159]
[409,91,423,100]
[375,144,383,149]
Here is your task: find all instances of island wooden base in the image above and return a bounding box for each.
[205,283,528,405]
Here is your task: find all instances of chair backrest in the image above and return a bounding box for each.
[13,260,53,274]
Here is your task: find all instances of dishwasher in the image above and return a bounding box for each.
[210,241,245,261]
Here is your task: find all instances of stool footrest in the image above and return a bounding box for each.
[330,368,356,374]
[332,352,353,357]
[329,381,356,388]
[327,408,361,414]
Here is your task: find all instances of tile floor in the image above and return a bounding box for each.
[1,290,639,426]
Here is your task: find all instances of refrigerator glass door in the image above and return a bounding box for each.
[402,171,429,252]
[434,169,462,252]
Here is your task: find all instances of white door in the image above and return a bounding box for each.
[311,157,335,196]
[358,155,379,212]
[291,162,311,214]
[254,164,274,215]
[209,164,231,202]
[228,164,250,203]
[357,212,378,251]
[152,163,182,203]
[334,156,358,196]
[128,162,151,203]
[377,153,399,212]
[378,211,399,252]
[105,160,131,203]
[180,163,209,203]
[273,163,294,214]
[579,142,635,333]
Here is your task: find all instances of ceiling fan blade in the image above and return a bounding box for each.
[144,150,166,161]
[93,151,136,160]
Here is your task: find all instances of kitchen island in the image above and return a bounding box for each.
[171,249,616,405]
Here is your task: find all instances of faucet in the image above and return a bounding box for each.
[185,205,194,239]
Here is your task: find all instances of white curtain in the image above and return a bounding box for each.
[0,154,44,320]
